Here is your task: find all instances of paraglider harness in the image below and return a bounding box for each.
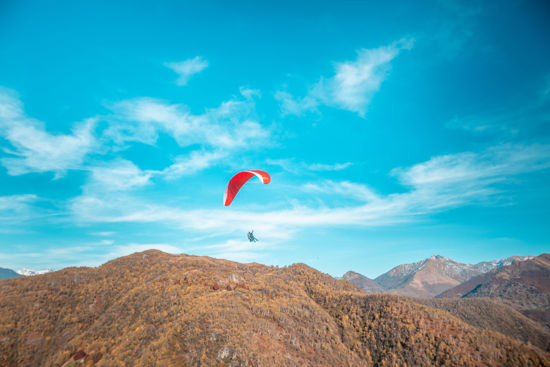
[247,231,258,242]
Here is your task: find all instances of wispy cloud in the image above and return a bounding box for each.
[70,143,550,239]
[395,144,550,188]
[277,39,413,117]
[312,39,413,116]
[274,91,318,116]
[164,56,208,86]
[267,158,352,173]
[446,82,550,138]
[0,194,42,231]
[88,159,153,191]
[427,0,482,59]
[302,180,380,202]
[306,162,353,171]
[0,194,38,221]
[105,88,269,150]
[0,90,97,177]
[91,231,116,236]
[159,150,227,180]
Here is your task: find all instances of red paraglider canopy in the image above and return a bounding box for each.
[223,170,270,206]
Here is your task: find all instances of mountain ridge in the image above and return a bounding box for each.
[346,254,534,298]
[0,267,20,280]
[1,250,548,366]
[438,253,550,328]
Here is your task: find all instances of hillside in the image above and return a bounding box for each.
[438,254,550,328]
[410,297,550,352]
[342,271,385,294]
[0,268,20,280]
[371,254,532,298]
[0,250,548,366]
[373,255,484,297]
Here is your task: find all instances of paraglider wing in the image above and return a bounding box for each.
[223,170,270,206]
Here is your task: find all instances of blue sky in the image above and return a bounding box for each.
[0,0,549,278]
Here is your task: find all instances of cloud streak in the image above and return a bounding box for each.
[0,90,97,177]
[69,143,550,239]
[165,56,208,86]
[105,88,269,150]
[266,158,353,174]
[277,39,413,117]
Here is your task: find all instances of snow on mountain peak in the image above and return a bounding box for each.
[16,268,54,276]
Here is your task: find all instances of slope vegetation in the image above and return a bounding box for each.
[342,271,385,294]
[410,297,550,352]
[438,254,550,328]
[0,250,548,366]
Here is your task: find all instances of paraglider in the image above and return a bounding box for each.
[247,231,259,242]
[223,170,270,206]
[224,170,270,242]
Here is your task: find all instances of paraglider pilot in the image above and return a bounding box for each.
[247,231,258,242]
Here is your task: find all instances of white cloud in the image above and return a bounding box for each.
[394,144,550,188]
[0,90,97,177]
[88,159,153,191]
[105,88,269,150]
[274,91,318,116]
[446,83,550,137]
[277,39,413,117]
[91,231,116,236]
[159,150,227,180]
[0,194,40,226]
[302,180,380,202]
[428,0,482,59]
[446,114,518,135]
[306,162,353,171]
[165,56,209,86]
[0,86,268,182]
[69,143,550,238]
[0,194,38,213]
[267,158,352,173]
[312,39,413,116]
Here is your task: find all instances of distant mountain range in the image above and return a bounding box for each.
[0,267,21,280]
[1,250,547,366]
[438,253,550,329]
[345,254,533,298]
[0,267,53,279]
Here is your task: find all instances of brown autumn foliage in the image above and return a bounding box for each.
[0,250,549,366]
[409,297,550,352]
[438,254,550,328]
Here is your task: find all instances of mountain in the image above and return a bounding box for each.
[472,256,535,273]
[410,297,550,352]
[371,254,532,298]
[16,267,54,276]
[342,271,385,294]
[374,255,484,298]
[438,253,550,329]
[1,250,548,366]
[0,267,20,280]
